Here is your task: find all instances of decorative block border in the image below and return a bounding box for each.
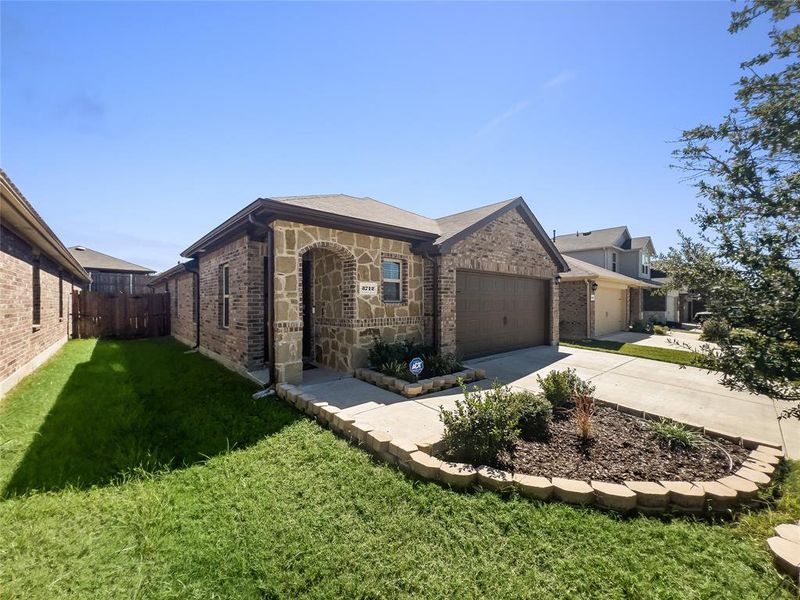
[768,520,800,582]
[273,383,785,516]
[353,367,486,398]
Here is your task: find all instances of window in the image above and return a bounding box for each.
[32,256,41,327]
[611,252,617,272]
[641,253,650,275]
[382,259,401,302]
[221,264,230,327]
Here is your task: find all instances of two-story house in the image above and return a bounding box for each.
[554,226,657,339]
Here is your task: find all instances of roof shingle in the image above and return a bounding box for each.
[68,246,155,273]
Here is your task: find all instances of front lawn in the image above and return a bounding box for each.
[561,339,703,367]
[0,338,796,599]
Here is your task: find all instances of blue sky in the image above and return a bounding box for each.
[1,1,771,272]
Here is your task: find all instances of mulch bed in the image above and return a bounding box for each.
[505,406,750,484]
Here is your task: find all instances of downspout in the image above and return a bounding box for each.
[249,213,276,385]
[185,259,201,349]
[421,250,439,351]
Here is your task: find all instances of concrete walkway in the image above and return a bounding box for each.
[297,345,798,459]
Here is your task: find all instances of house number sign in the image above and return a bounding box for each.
[359,282,378,296]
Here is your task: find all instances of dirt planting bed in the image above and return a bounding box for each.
[507,406,750,483]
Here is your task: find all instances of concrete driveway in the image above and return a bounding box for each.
[297,345,798,458]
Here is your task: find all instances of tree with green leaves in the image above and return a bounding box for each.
[656,0,799,417]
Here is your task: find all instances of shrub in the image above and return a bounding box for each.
[649,418,701,450]
[368,337,462,381]
[700,318,731,342]
[653,324,669,335]
[572,392,595,441]
[630,319,654,334]
[423,352,464,377]
[439,380,520,466]
[511,391,552,439]
[537,368,591,409]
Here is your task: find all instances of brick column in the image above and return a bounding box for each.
[550,278,560,345]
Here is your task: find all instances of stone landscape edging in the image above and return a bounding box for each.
[768,520,800,583]
[353,367,486,397]
[274,382,784,516]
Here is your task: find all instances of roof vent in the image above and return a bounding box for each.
[74,246,86,251]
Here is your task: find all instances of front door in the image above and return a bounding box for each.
[302,258,312,359]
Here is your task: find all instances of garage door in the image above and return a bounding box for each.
[456,271,548,358]
[595,286,626,336]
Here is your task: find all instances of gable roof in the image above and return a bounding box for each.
[180,193,567,271]
[629,235,656,254]
[1,170,90,282]
[68,246,155,274]
[554,226,630,253]
[271,194,439,235]
[432,197,568,271]
[561,255,656,288]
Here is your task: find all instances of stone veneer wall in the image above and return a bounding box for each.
[0,225,77,397]
[272,220,425,384]
[436,208,560,355]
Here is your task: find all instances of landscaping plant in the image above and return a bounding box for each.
[511,391,552,440]
[572,391,595,442]
[652,324,669,336]
[649,418,701,450]
[537,368,581,409]
[368,337,463,382]
[439,380,520,466]
[699,317,730,343]
[656,0,800,417]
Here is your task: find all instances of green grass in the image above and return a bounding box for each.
[561,339,703,367]
[0,339,797,599]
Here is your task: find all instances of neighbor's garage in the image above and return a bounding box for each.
[455,270,548,358]
[594,284,627,336]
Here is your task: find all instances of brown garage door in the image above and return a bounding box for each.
[456,271,548,358]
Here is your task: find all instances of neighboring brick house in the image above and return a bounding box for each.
[68,246,155,294]
[0,170,90,398]
[152,195,567,384]
[554,226,657,337]
[559,256,655,340]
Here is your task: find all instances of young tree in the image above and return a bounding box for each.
[658,0,800,417]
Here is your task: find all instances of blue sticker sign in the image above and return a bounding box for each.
[409,357,424,376]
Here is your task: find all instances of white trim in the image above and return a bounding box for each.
[381,258,402,302]
[0,333,68,399]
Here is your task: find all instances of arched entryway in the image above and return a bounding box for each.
[297,241,357,372]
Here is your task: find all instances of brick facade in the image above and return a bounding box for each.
[158,205,563,385]
[1,225,77,397]
[629,287,643,324]
[436,208,560,354]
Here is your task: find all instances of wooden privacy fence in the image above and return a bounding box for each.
[72,290,171,338]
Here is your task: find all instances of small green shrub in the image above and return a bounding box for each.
[538,368,590,409]
[649,418,701,450]
[368,337,462,381]
[439,380,520,466]
[381,360,413,381]
[700,318,730,342]
[653,324,669,335]
[423,352,464,377]
[511,391,552,439]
